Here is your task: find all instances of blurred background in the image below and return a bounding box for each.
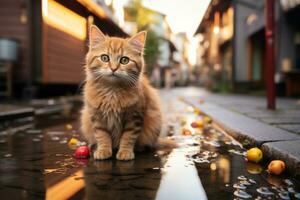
[0,0,299,99]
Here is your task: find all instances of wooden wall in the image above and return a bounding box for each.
[43,25,86,84]
[0,0,127,87]
[0,0,29,83]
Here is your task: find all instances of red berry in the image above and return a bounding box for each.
[74,146,90,159]
[191,122,199,128]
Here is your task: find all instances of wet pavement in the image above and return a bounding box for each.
[0,90,300,200]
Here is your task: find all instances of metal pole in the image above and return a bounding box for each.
[265,0,276,109]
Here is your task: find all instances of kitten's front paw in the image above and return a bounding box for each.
[116,149,135,161]
[94,149,112,160]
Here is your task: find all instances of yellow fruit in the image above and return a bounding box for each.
[68,138,78,146]
[204,116,212,124]
[268,160,286,175]
[66,124,73,130]
[191,120,204,128]
[196,120,204,127]
[246,147,263,163]
[246,162,263,174]
[194,108,202,115]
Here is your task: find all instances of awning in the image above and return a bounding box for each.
[76,0,128,37]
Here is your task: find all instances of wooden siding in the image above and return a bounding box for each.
[43,25,86,84]
[0,0,29,83]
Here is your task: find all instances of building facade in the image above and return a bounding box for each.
[196,0,300,95]
[0,0,126,98]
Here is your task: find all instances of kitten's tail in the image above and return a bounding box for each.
[155,137,178,150]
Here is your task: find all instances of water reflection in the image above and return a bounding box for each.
[83,152,164,200]
[0,131,46,199]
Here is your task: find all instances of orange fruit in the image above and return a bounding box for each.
[191,120,204,128]
[198,99,205,104]
[182,128,192,136]
[268,160,286,175]
[246,147,263,163]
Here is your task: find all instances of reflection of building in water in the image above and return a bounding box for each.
[195,0,300,96]
[208,155,230,184]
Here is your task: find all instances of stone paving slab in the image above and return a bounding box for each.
[262,141,300,177]
[259,117,300,124]
[185,99,300,146]
[276,124,300,134]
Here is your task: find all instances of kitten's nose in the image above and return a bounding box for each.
[110,66,118,72]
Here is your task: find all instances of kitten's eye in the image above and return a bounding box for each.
[100,54,110,62]
[119,56,129,65]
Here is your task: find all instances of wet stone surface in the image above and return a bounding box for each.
[0,95,300,200]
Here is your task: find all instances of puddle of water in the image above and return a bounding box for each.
[233,189,252,199]
[256,186,274,196]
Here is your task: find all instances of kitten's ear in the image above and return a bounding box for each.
[128,31,147,53]
[89,25,106,48]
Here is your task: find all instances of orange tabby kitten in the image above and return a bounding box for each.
[81,25,162,161]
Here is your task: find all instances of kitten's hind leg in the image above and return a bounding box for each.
[94,129,112,160]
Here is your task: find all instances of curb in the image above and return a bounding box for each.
[183,97,300,178]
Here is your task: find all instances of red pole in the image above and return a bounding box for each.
[265,0,276,109]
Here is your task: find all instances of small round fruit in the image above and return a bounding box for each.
[204,116,212,124]
[68,138,78,146]
[182,128,192,136]
[191,122,199,128]
[197,120,204,127]
[246,147,263,163]
[66,124,73,130]
[74,146,90,159]
[194,108,202,115]
[191,120,204,128]
[198,99,205,104]
[268,160,286,175]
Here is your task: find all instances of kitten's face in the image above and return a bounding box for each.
[86,25,146,87]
